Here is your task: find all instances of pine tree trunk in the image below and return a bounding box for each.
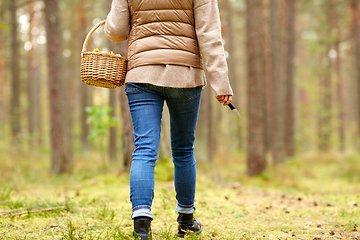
[44,0,73,174]
[196,82,209,162]
[329,0,345,151]
[246,0,266,176]
[27,3,34,140]
[10,0,21,143]
[350,0,358,150]
[78,0,91,154]
[223,0,242,150]
[66,0,80,153]
[27,2,42,147]
[109,89,118,162]
[24,2,43,146]
[0,27,6,137]
[285,0,296,156]
[318,2,333,152]
[159,108,171,161]
[107,0,117,163]
[223,0,236,98]
[354,0,360,143]
[270,0,286,164]
[318,56,332,152]
[205,83,215,162]
[116,41,134,169]
[119,89,134,169]
[262,0,272,156]
[31,6,43,147]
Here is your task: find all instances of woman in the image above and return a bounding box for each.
[105,0,233,239]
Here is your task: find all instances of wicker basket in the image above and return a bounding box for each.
[80,20,127,89]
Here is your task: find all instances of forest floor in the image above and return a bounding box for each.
[0,148,360,239]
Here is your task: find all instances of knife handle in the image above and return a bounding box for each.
[228,103,236,110]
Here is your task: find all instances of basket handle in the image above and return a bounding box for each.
[81,20,106,53]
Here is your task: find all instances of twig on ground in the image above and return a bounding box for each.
[1,206,66,216]
[0,208,24,215]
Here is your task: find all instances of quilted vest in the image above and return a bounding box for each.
[127,0,202,70]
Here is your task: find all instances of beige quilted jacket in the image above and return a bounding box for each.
[105,0,233,96]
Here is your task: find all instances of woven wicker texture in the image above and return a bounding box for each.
[80,20,127,89]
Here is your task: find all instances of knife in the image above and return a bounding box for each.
[228,103,241,119]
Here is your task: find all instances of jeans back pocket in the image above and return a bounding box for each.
[179,86,202,100]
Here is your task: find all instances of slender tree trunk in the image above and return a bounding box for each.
[78,0,91,154]
[329,0,345,151]
[44,0,73,174]
[0,27,6,137]
[27,3,35,142]
[285,0,296,156]
[31,7,43,147]
[66,0,79,154]
[106,0,117,163]
[261,0,272,156]
[246,0,266,176]
[318,51,332,151]
[350,0,358,150]
[0,0,6,136]
[318,2,333,152]
[223,0,242,150]
[196,82,209,162]
[318,55,332,152]
[109,89,118,162]
[223,0,236,97]
[80,85,91,154]
[119,89,134,169]
[205,83,215,162]
[270,0,286,164]
[354,0,360,143]
[159,107,171,161]
[116,41,134,169]
[27,2,43,147]
[24,2,43,146]
[10,0,21,144]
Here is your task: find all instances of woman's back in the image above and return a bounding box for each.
[105,0,233,96]
[127,0,202,70]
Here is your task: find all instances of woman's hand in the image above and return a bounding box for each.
[215,95,232,106]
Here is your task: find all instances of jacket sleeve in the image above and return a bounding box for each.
[194,0,233,96]
[104,0,130,43]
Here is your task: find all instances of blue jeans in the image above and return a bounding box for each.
[125,83,202,220]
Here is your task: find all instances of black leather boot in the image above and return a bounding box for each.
[133,217,152,240]
[177,213,202,238]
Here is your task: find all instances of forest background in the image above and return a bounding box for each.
[1,0,359,174]
[0,0,360,239]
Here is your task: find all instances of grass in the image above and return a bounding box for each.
[0,148,359,239]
